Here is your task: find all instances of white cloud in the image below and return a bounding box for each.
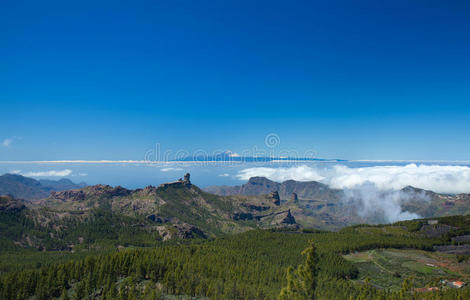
[237,163,470,223]
[160,167,184,172]
[329,164,470,194]
[2,138,12,147]
[219,173,230,177]
[342,182,425,223]
[237,163,470,194]
[19,169,73,177]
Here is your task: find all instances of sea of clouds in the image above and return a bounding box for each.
[237,164,470,222]
[237,163,470,194]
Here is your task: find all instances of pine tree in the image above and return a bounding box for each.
[279,243,318,300]
[60,288,69,300]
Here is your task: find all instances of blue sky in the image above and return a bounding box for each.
[1,0,470,161]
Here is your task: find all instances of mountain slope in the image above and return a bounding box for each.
[0,173,86,200]
[205,176,470,229]
[40,177,297,236]
[204,176,342,201]
[5,173,470,251]
[0,174,300,250]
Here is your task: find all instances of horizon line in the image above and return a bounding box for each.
[0,159,470,164]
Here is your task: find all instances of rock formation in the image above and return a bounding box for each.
[280,209,296,225]
[0,195,25,212]
[232,212,254,221]
[183,173,191,185]
[50,190,86,202]
[49,185,130,202]
[270,209,297,226]
[159,173,192,189]
[290,192,298,203]
[270,191,281,206]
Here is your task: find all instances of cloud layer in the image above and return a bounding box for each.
[341,182,425,223]
[13,169,73,177]
[237,163,470,194]
[237,163,470,223]
[160,167,184,172]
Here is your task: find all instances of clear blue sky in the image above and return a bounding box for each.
[1,0,469,161]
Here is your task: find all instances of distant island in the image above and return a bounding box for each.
[174,151,346,162]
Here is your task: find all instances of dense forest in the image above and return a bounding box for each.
[3,192,470,299]
[2,216,470,299]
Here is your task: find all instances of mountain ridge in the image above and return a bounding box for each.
[204,176,342,201]
[0,174,300,251]
[205,176,470,225]
[0,173,86,201]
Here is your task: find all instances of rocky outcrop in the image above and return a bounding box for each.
[156,223,206,241]
[134,185,157,196]
[183,173,191,185]
[174,223,205,239]
[159,173,192,189]
[290,192,298,203]
[280,209,296,225]
[49,185,131,202]
[147,214,169,223]
[232,212,254,221]
[270,191,281,206]
[102,185,131,197]
[270,209,297,226]
[0,195,26,212]
[240,203,270,211]
[50,190,86,202]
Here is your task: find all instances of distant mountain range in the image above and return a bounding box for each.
[2,172,470,251]
[205,176,470,226]
[204,176,342,201]
[0,174,298,251]
[175,151,345,162]
[0,173,86,200]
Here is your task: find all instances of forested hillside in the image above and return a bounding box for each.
[2,215,470,299]
[2,175,470,299]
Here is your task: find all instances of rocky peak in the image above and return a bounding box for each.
[270,209,297,226]
[280,209,296,225]
[159,174,192,189]
[270,191,281,206]
[184,173,191,185]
